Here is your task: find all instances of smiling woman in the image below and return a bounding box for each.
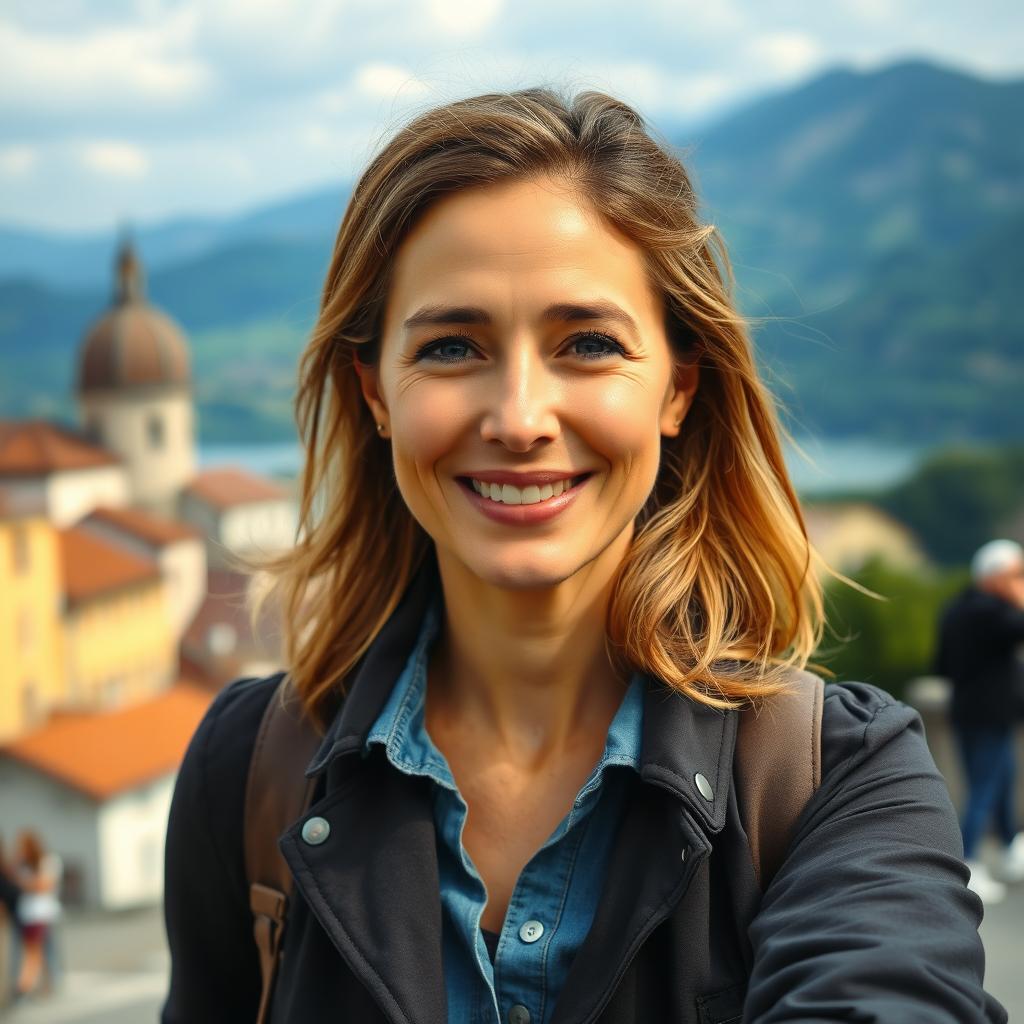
[162,89,1005,1024]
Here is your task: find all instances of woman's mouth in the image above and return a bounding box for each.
[464,474,588,505]
[456,472,593,523]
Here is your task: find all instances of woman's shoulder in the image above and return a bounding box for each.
[817,679,936,791]
[171,672,287,841]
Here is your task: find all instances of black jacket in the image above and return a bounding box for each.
[936,585,1024,728]
[163,577,1005,1023]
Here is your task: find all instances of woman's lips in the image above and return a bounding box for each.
[457,473,591,525]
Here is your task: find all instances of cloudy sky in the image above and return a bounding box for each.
[2,0,1021,234]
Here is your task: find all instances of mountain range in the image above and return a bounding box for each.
[2,59,1022,444]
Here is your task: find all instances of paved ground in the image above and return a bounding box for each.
[3,874,1022,1022]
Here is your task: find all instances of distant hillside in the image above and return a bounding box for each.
[1,59,1022,443]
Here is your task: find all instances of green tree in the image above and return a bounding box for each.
[816,558,969,699]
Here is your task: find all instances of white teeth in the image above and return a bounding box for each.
[469,477,577,504]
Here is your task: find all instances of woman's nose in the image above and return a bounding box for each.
[479,350,560,452]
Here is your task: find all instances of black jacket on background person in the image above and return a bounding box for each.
[163,574,1005,1023]
[0,872,20,918]
[936,585,1024,728]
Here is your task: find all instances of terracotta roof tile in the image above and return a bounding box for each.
[84,505,201,548]
[60,525,161,606]
[0,683,212,800]
[184,466,287,509]
[0,420,118,477]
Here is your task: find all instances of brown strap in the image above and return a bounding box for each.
[735,668,824,890]
[244,677,321,1024]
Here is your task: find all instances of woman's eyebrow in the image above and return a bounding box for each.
[402,300,638,333]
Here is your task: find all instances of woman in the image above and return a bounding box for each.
[163,89,1005,1022]
[13,830,60,999]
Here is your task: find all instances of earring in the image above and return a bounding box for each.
[376,423,386,435]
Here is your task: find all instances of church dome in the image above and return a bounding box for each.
[78,243,191,395]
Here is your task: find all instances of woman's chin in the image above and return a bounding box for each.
[450,547,585,592]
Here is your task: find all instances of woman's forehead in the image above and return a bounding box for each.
[384,177,661,329]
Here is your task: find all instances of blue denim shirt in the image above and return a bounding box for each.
[364,604,644,1024]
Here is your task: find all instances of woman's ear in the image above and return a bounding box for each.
[660,360,700,438]
[352,352,390,438]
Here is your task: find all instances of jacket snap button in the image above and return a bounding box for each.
[519,920,544,943]
[509,1005,531,1024]
[681,847,687,862]
[694,773,714,801]
[301,816,330,846]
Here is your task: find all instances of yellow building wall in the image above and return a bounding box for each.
[64,580,176,709]
[0,517,65,741]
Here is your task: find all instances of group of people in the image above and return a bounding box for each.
[0,830,63,1005]
[939,538,1024,904]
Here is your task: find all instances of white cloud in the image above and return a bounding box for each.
[747,30,823,77]
[354,63,431,100]
[78,141,150,179]
[0,144,37,176]
[0,13,209,113]
[427,0,504,36]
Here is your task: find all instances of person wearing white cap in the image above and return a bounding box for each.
[936,538,1024,904]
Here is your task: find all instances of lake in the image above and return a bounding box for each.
[200,437,927,496]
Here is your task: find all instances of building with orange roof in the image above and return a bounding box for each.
[180,465,297,568]
[81,505,207,635]
[58,525,176,711]
[0,683,211,908]
[0,419,129,526]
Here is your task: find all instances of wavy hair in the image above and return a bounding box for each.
[257,87,826,726]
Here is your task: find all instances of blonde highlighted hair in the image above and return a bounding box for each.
[259,87,825,726]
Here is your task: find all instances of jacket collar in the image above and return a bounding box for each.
[305,558,737,835]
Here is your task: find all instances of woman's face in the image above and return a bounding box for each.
[359,175,697,590]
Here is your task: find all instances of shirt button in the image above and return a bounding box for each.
[694,772,714,801]
[518,919,544,943]
[301,816,330,846]
[508,1005,531,1024]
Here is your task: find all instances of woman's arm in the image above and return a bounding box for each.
[744,682,1006,1024]
[162,677,275,1024]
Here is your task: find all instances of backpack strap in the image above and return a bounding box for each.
[735,668,824,890]
[244,676,321,1024]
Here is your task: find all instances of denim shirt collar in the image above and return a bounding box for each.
[306,558,736,836]
[362,600,645,801]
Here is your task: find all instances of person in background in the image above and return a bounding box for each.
[936,538,1024,904]
[12,830,62,999]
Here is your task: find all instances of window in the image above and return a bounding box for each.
[11,525,30,574]
[17,608,33,652]
[147,413,165,449]
[21,680,39,725]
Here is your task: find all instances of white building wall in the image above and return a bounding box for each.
[0,467,129,527]
[80,390,195,513]
[0,759,101,906]
[47,465,131,525]
[220,500,297,557]
[158,539,207,636]
[97,775,175,908]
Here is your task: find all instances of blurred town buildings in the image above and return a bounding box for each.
[0,243,297,908]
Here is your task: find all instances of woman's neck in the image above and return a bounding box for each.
[427,533,632,767]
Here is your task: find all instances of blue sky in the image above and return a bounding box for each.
[2,0,1021,233]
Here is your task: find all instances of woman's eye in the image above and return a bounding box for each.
[417,336,476,363]
[569,331,625,359]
